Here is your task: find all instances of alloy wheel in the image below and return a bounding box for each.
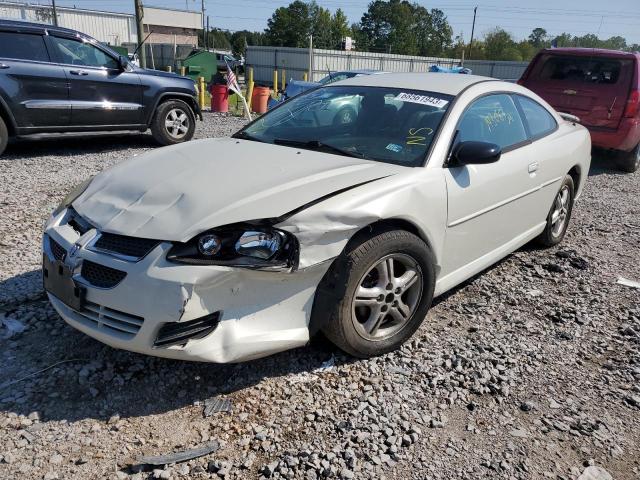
[165,108,190,139]
[351,253,423,341]
[551,185,570,237]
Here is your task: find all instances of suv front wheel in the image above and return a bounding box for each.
[0,116,8,156]
[151,99,196,146]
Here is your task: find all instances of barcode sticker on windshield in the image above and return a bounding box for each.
[396,92,449,108]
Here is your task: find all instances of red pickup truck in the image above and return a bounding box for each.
[519,48,640,173]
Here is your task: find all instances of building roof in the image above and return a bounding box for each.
[337,72,498,96]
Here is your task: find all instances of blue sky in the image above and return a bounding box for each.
[54,0,640,45]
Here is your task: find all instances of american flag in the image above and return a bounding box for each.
[226,61,240,94]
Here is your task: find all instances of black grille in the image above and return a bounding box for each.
[81,260,127,288]
[154,313,221,348]
[93,233,160,260]
[49,237,66,261]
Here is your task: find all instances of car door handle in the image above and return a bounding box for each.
[0,63,9,69]
[528,162,539,174]
[69,70,89,76]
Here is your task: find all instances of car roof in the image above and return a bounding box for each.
[0,18,81,37]
[335,72,496,96]
[538,47,640,59]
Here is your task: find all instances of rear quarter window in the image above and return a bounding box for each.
[535,55,632,85]
[0,32,49,62]
[515,95,557,139]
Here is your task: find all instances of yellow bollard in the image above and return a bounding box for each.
[303,72,308,81]
[180,66,186,76]
[247,80,254,112]
[247,66,253,86]
[272,69,278,95]
[166,66,172,73]
[281,69,286,91]
[198,77,206,111]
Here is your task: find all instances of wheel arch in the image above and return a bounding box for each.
[308,217,440,336]
[568,164,582,197]
[148,93,201,124]
[0,96,17,136]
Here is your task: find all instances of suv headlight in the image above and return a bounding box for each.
[167,224,298,271]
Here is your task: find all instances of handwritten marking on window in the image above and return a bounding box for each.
[406,127,433,146]
[482,109,513,132]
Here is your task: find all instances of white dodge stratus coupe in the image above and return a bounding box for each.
[43,73,591,362]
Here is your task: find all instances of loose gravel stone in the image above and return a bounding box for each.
[1,115,639,480]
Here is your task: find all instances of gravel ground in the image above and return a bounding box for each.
[0,113,639,480]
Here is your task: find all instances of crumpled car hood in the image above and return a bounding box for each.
[72,137,404,242]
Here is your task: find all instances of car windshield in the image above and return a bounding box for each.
[238,86,453,167]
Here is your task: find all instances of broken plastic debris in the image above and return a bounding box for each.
[203,396,232,417]
[617,276,640,289]
[313,355,335,373]
[134,440,219,466]
[287,356,337,383]
[0,315,26,339]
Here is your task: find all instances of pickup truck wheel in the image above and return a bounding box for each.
[317,229,435,358]
[0,116,8,156]
[618,143,640,173]
[151,100,196,146]
[536,174,575,247]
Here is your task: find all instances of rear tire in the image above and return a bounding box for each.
[150,100,196,146]
[536,174,575,247]
[0,116,8,156]
[317,229,435,358]
[618,143,640,173]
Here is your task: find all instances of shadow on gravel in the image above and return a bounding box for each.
[588,150,629,177]
[3,132,157,159]
[0,269,355,423]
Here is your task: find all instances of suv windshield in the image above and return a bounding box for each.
[238,86,453,167]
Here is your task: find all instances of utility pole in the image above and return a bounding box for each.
[134,0,147,68]
[201,0,206,48]
[51,0,58,26]
[206,15,210,50]
[467,6,477,61]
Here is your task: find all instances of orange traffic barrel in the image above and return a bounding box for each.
[251,86,270,113]
[211,84,229,112]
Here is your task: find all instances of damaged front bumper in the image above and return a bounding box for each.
[43,209,330,363]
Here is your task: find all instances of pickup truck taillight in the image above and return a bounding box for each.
[624,90,640,118]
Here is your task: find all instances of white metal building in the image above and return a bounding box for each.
[0,1,202,46]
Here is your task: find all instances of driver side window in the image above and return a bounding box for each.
[458,94,527,150]
[51,36,118,69]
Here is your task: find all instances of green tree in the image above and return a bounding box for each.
[528,28,548,48]
[229,30,265,58]
[265,0,314,48]
[484,28,519,60]
[312,4,334,49]
[358,0,452,55]
[331,9,351,49]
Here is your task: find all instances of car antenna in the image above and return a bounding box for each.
[326,63,333,80]
[132,32,152,57]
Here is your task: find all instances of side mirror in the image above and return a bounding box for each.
[118,55,129,71]
[450,141,501,166]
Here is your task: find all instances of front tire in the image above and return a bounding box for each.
[536,174,575,247]
[618,143,640,173]
[0,116,8,156]
[317,229,435,358]
[150,100,196,146]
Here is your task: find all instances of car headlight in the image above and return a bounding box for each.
[167,225,298,271]
[52,177,93,217]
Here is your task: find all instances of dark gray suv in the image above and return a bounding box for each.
[0,20,202,156]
